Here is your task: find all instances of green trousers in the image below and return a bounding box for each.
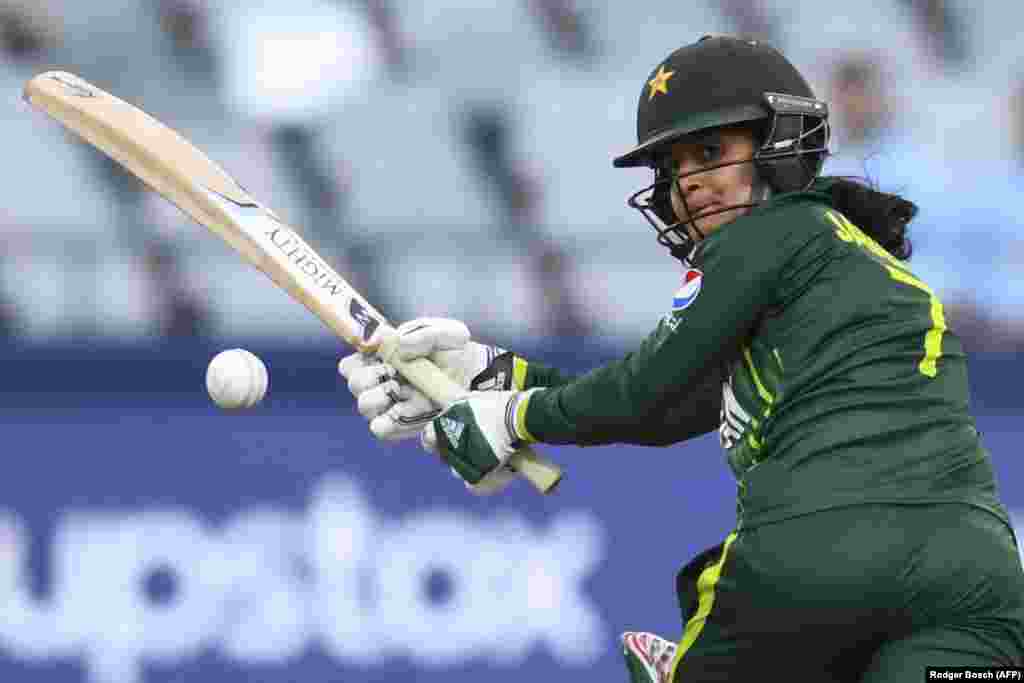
[669,503,1024,682]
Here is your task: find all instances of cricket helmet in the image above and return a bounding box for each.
[615,35,830,262]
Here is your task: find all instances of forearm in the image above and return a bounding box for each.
[525,357,724,446]
[520,316,736,446]
[520,359,720,444]
[627,364,724,445]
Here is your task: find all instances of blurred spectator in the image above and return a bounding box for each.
[823,51,1023,352]
[527,239,592,338]
[823,52,930,207]
[456,101,592,337]
[459,101,542,235]
[0,295,16,340]
[1011,77,1024,168]
[524,0,600,64]
[355,0,413,80]
[893,0,970,71]
[926,74,1024,352]
[0,1,61,64]
[712,0,779,44]
[155,0,220,84]
[828,54,893,153]
[142,240,214,339]
[0,245,18,341]
[946,74,1024,351]
[943,299,1024,354]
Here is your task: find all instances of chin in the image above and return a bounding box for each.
[695,209,743,235]
[692,215,725,236]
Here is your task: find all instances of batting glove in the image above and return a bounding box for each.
[425,389,540,489]
[338,318,523,442]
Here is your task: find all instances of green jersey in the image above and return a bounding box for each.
[521,179,1009,530]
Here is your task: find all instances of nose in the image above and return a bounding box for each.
[670,177,701,220]
[674,156,704,185]
[675,170,702,203]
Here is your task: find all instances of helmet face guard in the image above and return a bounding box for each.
[625,92,830,264]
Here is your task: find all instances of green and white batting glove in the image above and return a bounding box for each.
[423,388,540,492]
[338,317,526,442]
[622,632,678,683]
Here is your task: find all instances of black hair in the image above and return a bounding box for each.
[820,176,917,260]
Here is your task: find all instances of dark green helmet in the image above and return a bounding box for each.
[615,36,830,262]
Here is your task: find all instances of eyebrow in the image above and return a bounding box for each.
[672,132,724,155]
[685,131,723,146]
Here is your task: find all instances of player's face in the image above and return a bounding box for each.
[668,127,757,240]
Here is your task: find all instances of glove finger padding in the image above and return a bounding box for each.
[355,379,402,420]
[338,352,378,382]
[342,356,396,397]
[369,389,441,441]
[341,351,440,441]
[393,318,508,390]
[394,318,471,361]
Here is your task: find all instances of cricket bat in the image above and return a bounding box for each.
[24,71,562,495]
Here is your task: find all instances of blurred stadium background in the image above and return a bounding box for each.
[1,1,1023,682]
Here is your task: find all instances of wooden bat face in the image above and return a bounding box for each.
[197,184,383,347]
[24,70,386,352]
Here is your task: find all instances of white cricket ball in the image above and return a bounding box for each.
[205,349,268,410]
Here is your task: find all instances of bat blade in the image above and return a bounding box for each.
[24,70,562,495]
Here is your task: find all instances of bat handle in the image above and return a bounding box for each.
[381,347,563,495]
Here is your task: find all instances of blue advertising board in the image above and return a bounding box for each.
[0,344,1020,682]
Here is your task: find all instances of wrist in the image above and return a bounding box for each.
[507,388,541,445]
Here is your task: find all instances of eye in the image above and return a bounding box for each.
[700,144,722,163]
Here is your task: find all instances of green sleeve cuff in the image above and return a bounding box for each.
[520,359,577,389]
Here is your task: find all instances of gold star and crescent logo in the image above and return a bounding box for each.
[647,65,675,101]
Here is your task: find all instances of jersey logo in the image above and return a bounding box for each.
[719,375,752,451]
[672,269,703,311]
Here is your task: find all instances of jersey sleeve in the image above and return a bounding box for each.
[522,203,827,446]
[519,358,723,445]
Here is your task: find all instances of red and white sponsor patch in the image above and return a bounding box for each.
[672,268,703,311]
